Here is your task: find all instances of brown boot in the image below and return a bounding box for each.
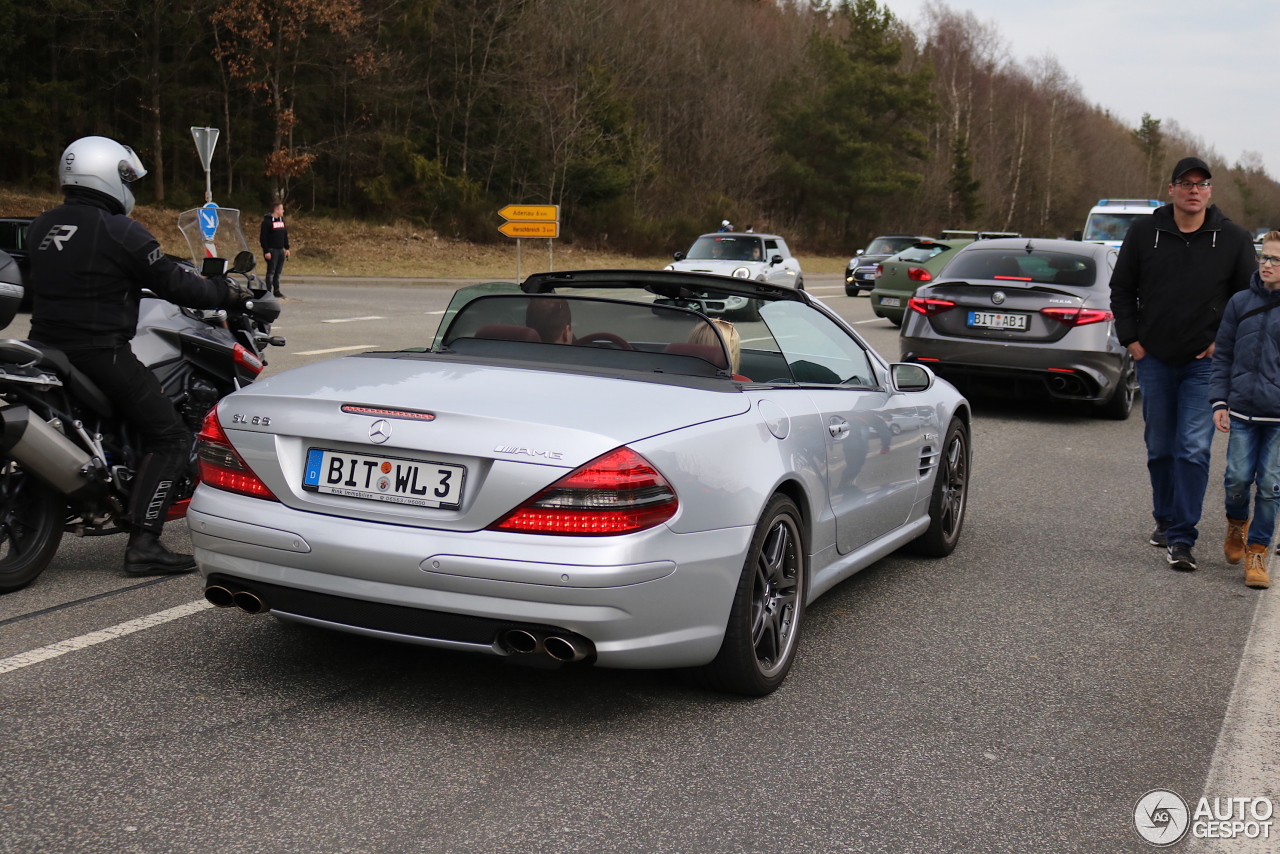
[1244,543,1270,589]
[1224,517,1249,564]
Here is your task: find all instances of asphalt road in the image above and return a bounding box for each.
[1,274,1274,853]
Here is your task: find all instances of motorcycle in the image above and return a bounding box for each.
[0,207,284,593]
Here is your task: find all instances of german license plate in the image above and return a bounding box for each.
[303,449,465,508]
[880,296,901,307]
[967,311,1028,330]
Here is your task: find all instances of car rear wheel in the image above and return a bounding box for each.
[903,417,969,557]
[694,494,806,696]
[1099,359,1138,420]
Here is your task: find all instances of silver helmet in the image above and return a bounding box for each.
[59,136,148,215]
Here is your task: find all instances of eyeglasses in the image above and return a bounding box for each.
[1260,255,1280,267]
[1173,180,1211,190]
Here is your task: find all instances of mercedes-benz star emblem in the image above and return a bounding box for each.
[991,291,1006,305]
[368,419,392,444]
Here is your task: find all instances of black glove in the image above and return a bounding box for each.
[221,278,254,310]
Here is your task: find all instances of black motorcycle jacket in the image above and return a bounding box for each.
[1109,203,1255,365]
[260,214,289,251]
[28,192,233,349]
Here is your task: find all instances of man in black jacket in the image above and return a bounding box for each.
[260,202,289,297]
[1110,156,1256,570]
[28,136,249,576]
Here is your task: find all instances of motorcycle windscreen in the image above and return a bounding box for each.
[176,207,251,268]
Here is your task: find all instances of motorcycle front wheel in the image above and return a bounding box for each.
[0,460,66,593]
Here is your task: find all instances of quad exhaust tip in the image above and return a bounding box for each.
[204,584,269,615]
[502,628,592,662]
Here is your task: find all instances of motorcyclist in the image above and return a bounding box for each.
[27,136,253,576]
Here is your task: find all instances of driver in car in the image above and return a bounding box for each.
[28,135,252,577]
[526,297,573,344]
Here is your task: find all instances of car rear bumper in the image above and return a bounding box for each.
[869,287,912,320]
[188,485,752,669]
[899,336,1125,402]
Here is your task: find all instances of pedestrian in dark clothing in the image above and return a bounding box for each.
[1110,156,1257,571]
[28,135,248,576]
[260,202,289,297]
[1209,231,1280,589]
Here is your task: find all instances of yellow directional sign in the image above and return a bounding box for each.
[498,204,559,222]
[499,221,559,238]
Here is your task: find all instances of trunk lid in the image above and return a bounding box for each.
[217,355,750,530]
[919,280,1096,343]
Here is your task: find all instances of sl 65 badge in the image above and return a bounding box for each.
[231,413,272,426]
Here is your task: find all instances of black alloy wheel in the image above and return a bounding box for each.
[905,417,969,557]
[0,461,66,593]
[1099,359,1138,420]
[694,494,806,696]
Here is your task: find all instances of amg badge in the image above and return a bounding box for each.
[495,445,563,460]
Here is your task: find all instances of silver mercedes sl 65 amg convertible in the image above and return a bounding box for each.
[189,270,971,695]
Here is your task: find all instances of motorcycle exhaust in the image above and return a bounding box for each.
[231,590,268,615]
[203,585,236,608]
[543,635,591,663]
[0,406,102,500]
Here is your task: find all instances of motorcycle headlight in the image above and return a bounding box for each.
[731,267,751,278]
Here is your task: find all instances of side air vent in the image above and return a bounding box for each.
[918,444,939,478]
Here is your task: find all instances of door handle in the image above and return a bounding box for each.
[828,418,850,439]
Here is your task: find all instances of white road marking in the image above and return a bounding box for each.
[292,345,379,356]
[0,600,213,675]
[808,286,846,293]
[321,316,385,324]
[854,318,887,324]
[424,310,446,315]
[1184,582,1280,853]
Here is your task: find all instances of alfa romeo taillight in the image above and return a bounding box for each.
[1040,307,1114,327]
[196,407,277,500]
[908,297,956,316]
[490,447,677,536]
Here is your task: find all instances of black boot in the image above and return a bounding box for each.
[124,530,197,577]
[273,289,285,298]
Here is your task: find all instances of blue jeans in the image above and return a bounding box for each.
[1223,417,1280,546]
[1136,354,1214,546]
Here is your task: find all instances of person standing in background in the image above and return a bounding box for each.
[260,202,289,298]
[1109,156,1256,571]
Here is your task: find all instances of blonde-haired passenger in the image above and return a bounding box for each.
[688,318,748,380]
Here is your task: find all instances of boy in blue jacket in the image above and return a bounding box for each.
[1209,231,1280,588]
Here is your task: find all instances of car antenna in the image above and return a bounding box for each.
[1024,239,1035,254]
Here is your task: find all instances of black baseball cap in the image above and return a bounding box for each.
[1171,156,1212,182]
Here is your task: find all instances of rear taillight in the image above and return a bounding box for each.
[907,267,933,282]
[908,297,957,316]
[1040,307,1114,327]
[196,407,277,500]
[874,264,884,278]
[233,343,264,375]
[490,446,677,536]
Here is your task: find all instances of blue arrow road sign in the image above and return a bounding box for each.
[199,202,219,241]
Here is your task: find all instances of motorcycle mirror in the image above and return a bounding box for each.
[232,251,256,274]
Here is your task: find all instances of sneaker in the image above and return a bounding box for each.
[1167,543,1197,571]
[1149,521,1170,547]
[1224,517,1249,564]
[273,290,285,298]
[1244,544,1271,589]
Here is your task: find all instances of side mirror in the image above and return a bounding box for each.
[891,362,933,392]
[856,249,865,256]
[672,251,685,262]
[232,250,257,273]
[1072,229,1083,242]
[770,254,783,265]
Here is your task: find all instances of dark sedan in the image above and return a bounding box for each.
[899,238,1137,419]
